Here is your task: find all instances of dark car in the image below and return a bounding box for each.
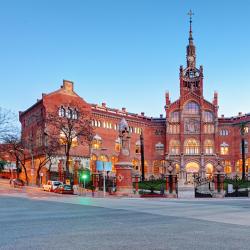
[10,178,25,188]
[54,184,74,194]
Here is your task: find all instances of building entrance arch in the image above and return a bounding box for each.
[185,162,200,184]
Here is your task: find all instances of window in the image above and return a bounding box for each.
[169,140,180,155]
[183,101,200,115]
[223,160,232,174]
[72,109,78,119]
[65,108,72,118]
[58,106,65,117]
[204,124,214,134]
[204,140,214,155]
[135,141,141,154]
[203,111,213,122]
[184,139,200,155]
[219,129,229,136]
[155,142,164,155]
[220,142,229,155]
[170,111,180,122]
[92,134,102,149]
[168,124,180,134]
[240,140,248,154]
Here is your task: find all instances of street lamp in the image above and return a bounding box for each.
[100,148,108,197]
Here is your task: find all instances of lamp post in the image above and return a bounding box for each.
[100,148,108,197]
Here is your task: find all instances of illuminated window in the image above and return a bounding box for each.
[204,140,214,155]
[220,142,229,155]
[153,161,160,174]
[205,163,213,177]
[169,140,180,155]
[168,124,180,134]
[170,111,180,122]
[204,124,214,134]
[184,139,200,155]
[92,134,102,149]
[183,101,200,115]
[223,160,232,175]
[203,111,213,122]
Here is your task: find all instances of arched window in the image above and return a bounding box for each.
[220,142,229,155]
[169,140,180,155]
[58,106,65,117]
[72,108,78,119]
[170,111,180,122]
[223,160,232,175]
[184,139,200,155]
[204,140,214,155]
[204,124,214,134]
[203,111,213,122]
[65,108,72,118]
[183,101,200,115]
[92,134,102,149]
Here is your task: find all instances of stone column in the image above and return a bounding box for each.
[115,118,133,196]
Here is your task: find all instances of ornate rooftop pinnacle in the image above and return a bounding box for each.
[118,117,129,134]
[186,10,196,68]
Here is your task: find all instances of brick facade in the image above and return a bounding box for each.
[19,22,250,185]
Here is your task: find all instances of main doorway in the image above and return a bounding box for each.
[185,162,200,184]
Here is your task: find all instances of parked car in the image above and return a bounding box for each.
[54,184,74,194]
[43,180,63,192]
[10,178,25,188]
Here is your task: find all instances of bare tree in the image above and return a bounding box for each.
[46,101,94,179]
[0,107,18,141]
[1,134,29,184]
[34,137,60,186]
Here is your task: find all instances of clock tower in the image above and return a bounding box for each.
[180,10,203,98]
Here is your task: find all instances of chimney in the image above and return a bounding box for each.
[238,112,242,116]
[221,114,224,118]
[160,114,163,118]
[141,112,145,116]
[62,80,74,92]
[102,102,106,107]
[122,107,126,112]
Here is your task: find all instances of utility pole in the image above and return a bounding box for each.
[140,130,145,181]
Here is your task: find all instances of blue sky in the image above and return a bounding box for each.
[0,0,250,118]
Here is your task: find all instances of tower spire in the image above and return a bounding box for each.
[187,9,194,45]
[186,10,196,68]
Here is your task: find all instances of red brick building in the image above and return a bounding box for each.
[19,20,250,185]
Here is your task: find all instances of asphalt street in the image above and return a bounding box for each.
[1,195,250,250]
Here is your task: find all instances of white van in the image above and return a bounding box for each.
[43,180,63,192]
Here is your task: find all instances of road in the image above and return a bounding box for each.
[1,182,250,250]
